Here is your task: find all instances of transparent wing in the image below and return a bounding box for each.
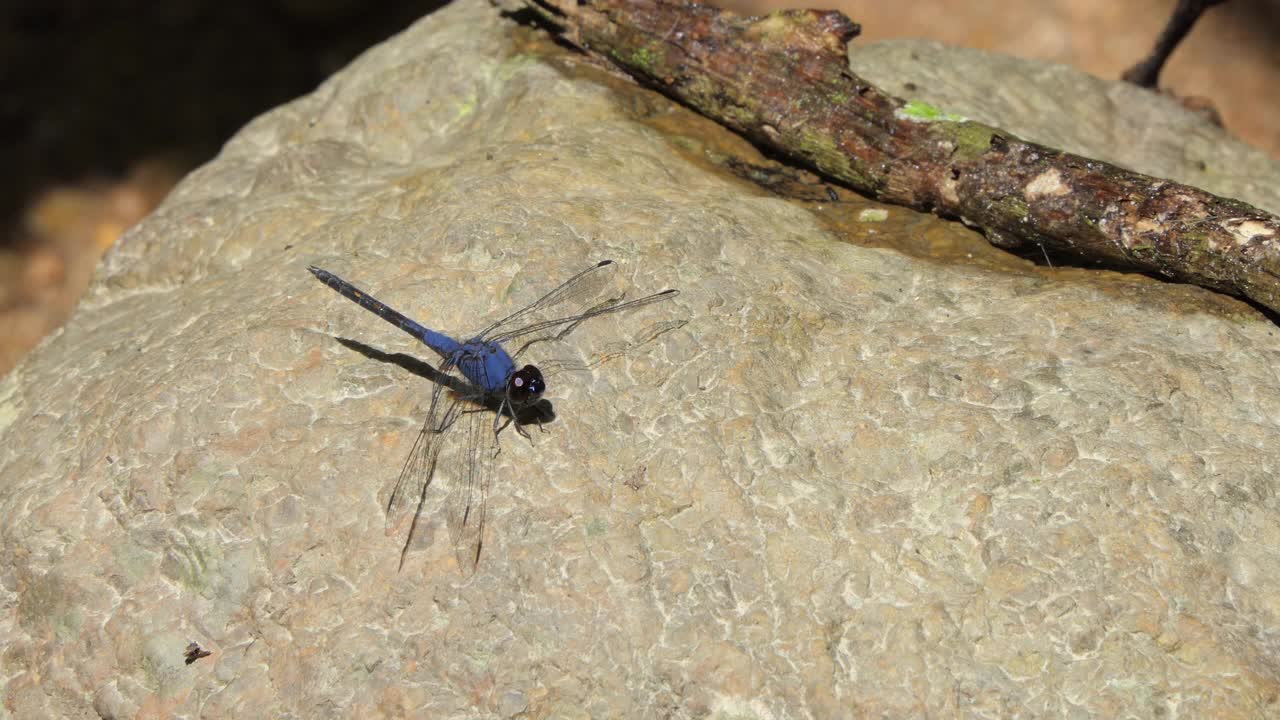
[474,260,620,343]
[535,318,689,378]
[492,289,679,362]
[385,365,458,569]
[384,351,487,571]
[443,399,501,575]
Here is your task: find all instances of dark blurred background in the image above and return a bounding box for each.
[0,0,446,371]
[0,0,1277,374]
[1,0,456,237]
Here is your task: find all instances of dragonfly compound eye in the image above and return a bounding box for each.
[508,364,546,404]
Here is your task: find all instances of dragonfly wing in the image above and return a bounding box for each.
[444,398,501,575]
[384,355,470,570]
[474,260,619,342]
[535,318,690,378]
[491,288,680,361]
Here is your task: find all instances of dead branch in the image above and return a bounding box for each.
[521,0,1280,313]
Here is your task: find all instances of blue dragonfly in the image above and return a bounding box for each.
[308,260,678,572]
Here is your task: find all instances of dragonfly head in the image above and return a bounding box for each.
[507,364,546,406]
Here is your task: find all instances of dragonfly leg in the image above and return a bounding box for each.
[490,398,529,447]
[491,395,530,443]
[489,404,506,454]
[515,420,534,442]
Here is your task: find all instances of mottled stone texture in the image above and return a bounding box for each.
[3,1,1280,717]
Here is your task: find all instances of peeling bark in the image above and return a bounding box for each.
[521,0,1280,313]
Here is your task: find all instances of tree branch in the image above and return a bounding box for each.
[522,0,1280,313]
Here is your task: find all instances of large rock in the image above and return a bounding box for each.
[3,1,1280,717]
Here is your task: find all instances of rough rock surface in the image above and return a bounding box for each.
[4,1,1280,717]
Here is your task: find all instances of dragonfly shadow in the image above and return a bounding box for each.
[333,337,556,426]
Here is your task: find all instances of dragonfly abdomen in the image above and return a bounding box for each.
[308,266,461,360]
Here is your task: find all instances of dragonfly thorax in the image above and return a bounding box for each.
[507,364,545,405]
